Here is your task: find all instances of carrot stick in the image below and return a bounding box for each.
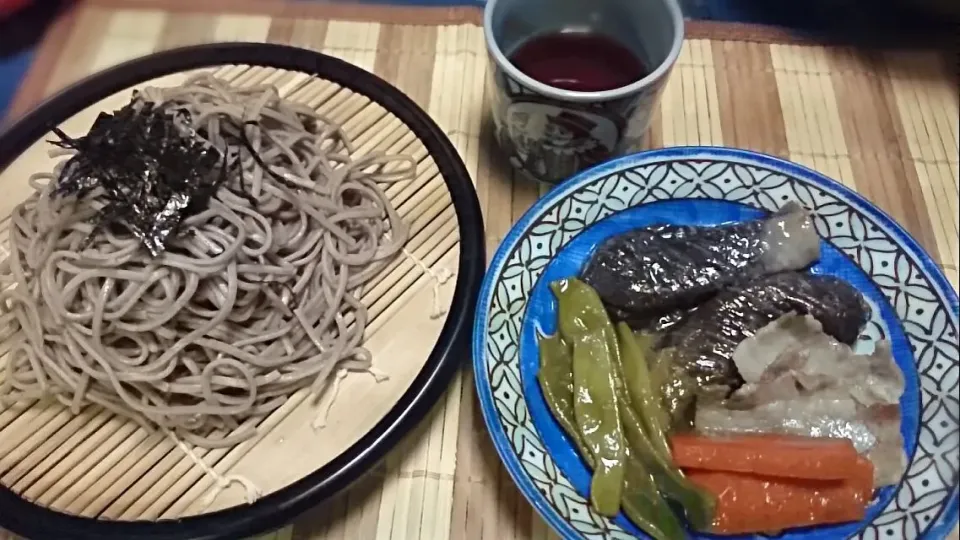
[670,433,861,481]
[685,456,874,535]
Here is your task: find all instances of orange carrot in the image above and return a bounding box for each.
[685,456,875,535]
[670,433,861,481]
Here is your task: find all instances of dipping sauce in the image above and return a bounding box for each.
[508,31,648,92]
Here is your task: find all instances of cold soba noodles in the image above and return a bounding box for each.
[0,75,414,449]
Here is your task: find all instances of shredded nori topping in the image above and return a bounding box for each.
[50,99,225,257]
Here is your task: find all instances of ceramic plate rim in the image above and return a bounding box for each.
[472,145,960,540]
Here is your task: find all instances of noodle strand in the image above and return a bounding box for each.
[0,75,413,447]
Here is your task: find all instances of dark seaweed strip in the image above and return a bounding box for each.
[239,120,300,191]
[50,99,228,257]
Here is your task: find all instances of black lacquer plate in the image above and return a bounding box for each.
[0,42,485,540]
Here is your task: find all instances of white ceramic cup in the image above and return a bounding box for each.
[484,0,684,184]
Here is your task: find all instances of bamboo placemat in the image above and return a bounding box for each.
[1,1,957,539]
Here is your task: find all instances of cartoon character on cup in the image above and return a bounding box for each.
[500,111,534,167]
[501,103,619,182]
[536,111,609,179]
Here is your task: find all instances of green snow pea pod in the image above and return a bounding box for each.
[537,334,586,453]
[550,278,620,366]
[616,322,672,460]
[537,334,687,539]
[619,402,715,532]
[572,332,625,517]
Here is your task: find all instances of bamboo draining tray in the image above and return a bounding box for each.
[0,58,462,533]
[2,1,957,539]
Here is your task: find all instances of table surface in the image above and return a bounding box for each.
[0,2,957,540]
[1,0,956,120]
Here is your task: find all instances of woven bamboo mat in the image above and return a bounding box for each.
[2,1,957,539]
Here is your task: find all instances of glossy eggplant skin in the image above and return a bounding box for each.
[581,204,819,324]
[657,272,871,416]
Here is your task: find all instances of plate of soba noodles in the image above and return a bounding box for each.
[0,42,484,540]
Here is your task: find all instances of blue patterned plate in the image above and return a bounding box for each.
[472,147,959,540]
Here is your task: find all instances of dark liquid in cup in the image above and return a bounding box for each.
[508,31,648,92]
